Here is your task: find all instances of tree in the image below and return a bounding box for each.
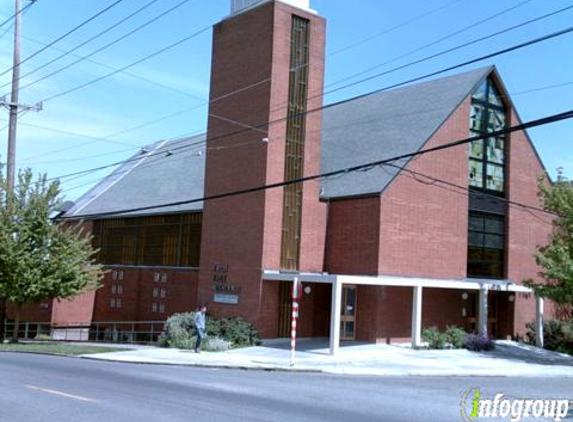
[525,172,573,310]
[0,169,103,342]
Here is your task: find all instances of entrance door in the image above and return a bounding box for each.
[465,291,499,337]
[340,285,357,341]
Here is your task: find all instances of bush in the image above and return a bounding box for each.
[525,320,573,354]
[444,326,467,349]
[422,326,467,349]
[464,334,495,352]
[422,327,445,349]
[205,337,232,352]
[159,312,261,351]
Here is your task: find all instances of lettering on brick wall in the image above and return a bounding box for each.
[211,263,241,304]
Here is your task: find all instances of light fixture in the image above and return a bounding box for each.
[304,286,312,295]
[461,292,469,300]
[508,295,515,302]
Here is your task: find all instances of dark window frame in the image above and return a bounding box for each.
[467,212,506,279]
[469,78,508,197]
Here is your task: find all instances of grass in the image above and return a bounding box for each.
[0,342,130,356]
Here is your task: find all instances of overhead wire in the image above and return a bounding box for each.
[39,24,573,187]
[55,108,573,219]
[0,0,129,79]
[5,0,200,96]
[14,0,467,160]
[18,3,571,166]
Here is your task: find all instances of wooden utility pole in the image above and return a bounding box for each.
[6,0,22,189]
[1,0,41,341]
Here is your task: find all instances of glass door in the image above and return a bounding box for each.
[340,285,356,341]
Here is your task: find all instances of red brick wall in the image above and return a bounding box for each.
[377,97,471,279]
[93,267,198,322]
[51,291,96,326]
[198,2,326,334]
[505,105,555,336]
[7,302,52,323]
[325,196,380,275]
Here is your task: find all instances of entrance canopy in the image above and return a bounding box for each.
[263,270,540,355]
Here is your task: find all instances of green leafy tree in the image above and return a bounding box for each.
[525,172,573,310]
[0,169,103,342]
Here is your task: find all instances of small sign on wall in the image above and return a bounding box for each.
[214,293,239,305]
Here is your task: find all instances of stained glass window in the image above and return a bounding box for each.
[468,77,507,195]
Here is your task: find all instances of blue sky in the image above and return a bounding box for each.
[0,0,571,202]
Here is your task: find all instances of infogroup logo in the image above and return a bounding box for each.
[460,388,570,422]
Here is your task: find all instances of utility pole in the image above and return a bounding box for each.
[0,0,41,342]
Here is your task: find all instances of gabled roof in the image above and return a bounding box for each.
[64,67,494,219]
[320,66,492,199]
[64,135,206,218]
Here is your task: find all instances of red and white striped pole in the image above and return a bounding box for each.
[290,277,302,366]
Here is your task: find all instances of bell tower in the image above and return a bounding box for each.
[198,0,326,337]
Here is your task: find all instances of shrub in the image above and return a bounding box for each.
[422,327,445,349]
[464,334,495,352]
[205,337,232,352]
[217,318,261,348]
[525,320,573,354]
[158,312,196,349]
[422,326,467,349]
[444,326,467,349]
[159,312,261,350]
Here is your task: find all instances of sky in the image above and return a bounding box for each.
[0,0,571,203]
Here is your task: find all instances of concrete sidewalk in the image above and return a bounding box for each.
[82,339,573,377]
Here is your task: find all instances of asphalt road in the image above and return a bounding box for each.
[1,353,572,422]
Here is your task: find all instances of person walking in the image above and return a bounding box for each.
[194,305,207,353]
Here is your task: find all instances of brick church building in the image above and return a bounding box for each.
[11,0,553,352]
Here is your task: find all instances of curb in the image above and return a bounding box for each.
[79,355,323,374]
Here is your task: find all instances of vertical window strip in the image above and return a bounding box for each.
[280,16,310,271]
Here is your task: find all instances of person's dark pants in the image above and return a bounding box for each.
[195,328,205,352]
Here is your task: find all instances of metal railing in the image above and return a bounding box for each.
[3,320,166,344]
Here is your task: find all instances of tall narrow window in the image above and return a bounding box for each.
[467,212,505,279]
[468,78,507,195]
[280,16,310,271]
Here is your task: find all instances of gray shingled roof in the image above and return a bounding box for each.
[320,66,491,198]
[65,134,206,218]
[64,67,492,218]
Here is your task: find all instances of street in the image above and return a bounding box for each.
[1,353,572,422]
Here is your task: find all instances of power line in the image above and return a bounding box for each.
[0,0,163,92]
[324,0,537,91]
[5,0,198,95]
[0,0,35,31]
[328,0,468,56]
[57,108,573,219]
[10,21,573,179]
[320,6,573,99]
[384,163,556,218]
[37,24,212,104]
[14,0,467,157]
[20,34,205,101]
[0,0,128,79]
[22,6,573,168]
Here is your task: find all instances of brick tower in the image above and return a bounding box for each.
[198,0,326,337]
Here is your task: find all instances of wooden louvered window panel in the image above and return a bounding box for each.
[280,15,310,271]
[92,213,202,267]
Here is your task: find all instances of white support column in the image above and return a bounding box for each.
[411,285,423,348]
[478,286,489,336]
[329,278,342,356]
[535,296,544,348]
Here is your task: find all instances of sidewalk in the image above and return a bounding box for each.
[82,339,573,377]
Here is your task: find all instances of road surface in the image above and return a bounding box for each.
[1,353,572,421]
